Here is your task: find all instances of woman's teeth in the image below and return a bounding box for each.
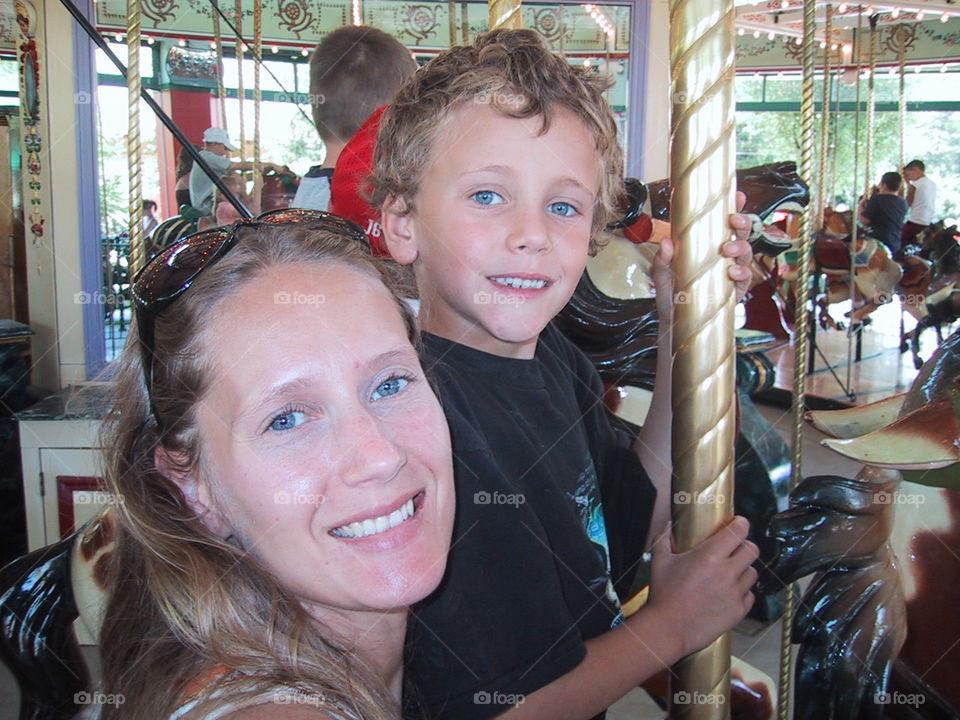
[331,498,415,539]
[492,276,547,290]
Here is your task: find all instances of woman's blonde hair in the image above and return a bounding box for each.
[370,28,624,253]
[99,220,415,720]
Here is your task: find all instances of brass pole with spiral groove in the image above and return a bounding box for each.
[126,0,144,277]
[488,0,521,30]
[253,0,263,205]
[777,0,817,717]
[667,0,737,714]
[817,4,833,225]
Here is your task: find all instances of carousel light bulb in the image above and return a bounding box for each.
[753,30,761,38]
[913,65,921,72]
[301,48,309,56]
[891,7,899,19]
[210,41,216,49]
[583,59,591,67]
[271,45,279,54]
[738,27,745,35]
[820,40,827,48]
[146,36,155,45]
[780,0,789,7]
[838,3,847,12]
[796,36,803,45]
[768,31,776,39]
[240,43,249,53]
[115,33,123,42]
[178,39,186,47]
[832,43,839,50]
[916,10,924,20]
[941,12,950,22]
[940,63,947,72]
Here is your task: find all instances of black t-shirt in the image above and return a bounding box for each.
[405,325,656,720]
[863,193,908,252]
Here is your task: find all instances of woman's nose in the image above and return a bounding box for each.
[337,410,405,486]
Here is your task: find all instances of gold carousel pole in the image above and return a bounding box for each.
[235,0,247,168]
[864,14,878,198]
[817,4,834,225]
[667,0,737,713]
[212,5,228,129]
[777,0,817,715]
[897,27,906,174]
[126,0,145,276]
[253,0,263,209]
[488,0,521,30]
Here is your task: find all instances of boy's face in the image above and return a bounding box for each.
[384,104,601,359]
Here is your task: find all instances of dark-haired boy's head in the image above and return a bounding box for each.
[371,28,623,250]
[881,171,902,192]
[309,26,417,149]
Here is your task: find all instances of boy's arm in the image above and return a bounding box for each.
[491,517,758,720]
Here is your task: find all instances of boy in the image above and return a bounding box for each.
[373,30,758,720]
[859,171,908,255]
[188,127,278,218]
[291,26,417,211]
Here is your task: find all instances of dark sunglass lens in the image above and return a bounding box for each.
[132,231,232,307]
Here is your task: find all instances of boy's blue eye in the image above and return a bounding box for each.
[269,410,308,432]
[548,201,578,217]
[372,376,410,400]
[472,190,504,206]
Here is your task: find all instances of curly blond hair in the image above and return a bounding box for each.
[370,28,624,253]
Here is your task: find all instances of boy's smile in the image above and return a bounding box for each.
[383,103,602,359]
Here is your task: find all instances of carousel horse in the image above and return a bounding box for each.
[900,223,960,369]
[812,207,903,330]
[760,328,960,720]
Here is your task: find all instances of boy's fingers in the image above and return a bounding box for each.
[735,190,746,213]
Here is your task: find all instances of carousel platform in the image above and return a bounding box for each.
[754,296,951,410]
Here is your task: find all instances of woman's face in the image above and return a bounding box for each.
[189,263,454,631]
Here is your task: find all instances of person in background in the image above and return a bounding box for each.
[901,159,938,245]
[174,145,199,211]
[860,171,908,256]
[189,127,278,219]
[291,26,417,211]
[141,199,159,236]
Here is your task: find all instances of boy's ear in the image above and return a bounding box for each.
[154,447,232,539]
[380,195,419,266]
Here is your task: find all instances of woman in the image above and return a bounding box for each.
[99,209,455,719]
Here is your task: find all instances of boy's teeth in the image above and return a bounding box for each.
[331,498,415,539]
[492,276,546,290]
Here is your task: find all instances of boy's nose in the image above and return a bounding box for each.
[338,410,405,486]
[507,207,551,254]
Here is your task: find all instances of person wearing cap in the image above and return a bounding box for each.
[189,127,279,218]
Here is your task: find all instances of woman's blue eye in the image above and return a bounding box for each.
[268,410,307,432]
[372,376,410,400]
[472,190,504,206]
[548,201,578,217]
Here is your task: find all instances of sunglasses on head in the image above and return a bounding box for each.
[131,208,370,426]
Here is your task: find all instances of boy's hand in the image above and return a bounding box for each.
[653,191,755,319]
[643,516,758,658]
